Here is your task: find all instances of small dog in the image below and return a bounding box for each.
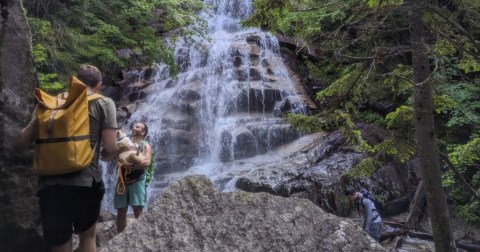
[116,130,145,164]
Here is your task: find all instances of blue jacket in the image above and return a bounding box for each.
[357,193,381,231]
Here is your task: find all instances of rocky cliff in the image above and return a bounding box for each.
[0,0,43,251]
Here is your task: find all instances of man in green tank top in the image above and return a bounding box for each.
[114,122,152,233]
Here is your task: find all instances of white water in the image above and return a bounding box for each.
[102,0,308,212]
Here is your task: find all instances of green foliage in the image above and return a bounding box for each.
[335,110,373,152]
[316,66,362,102]
[434,39,456,58]
[346,157,381,177]
[457,201,480,226]
[242,0,292,33]
[446,169,480,226]
[386,105,414,130]
[284,113,325,133]
[449,138,480,167]
[445,138,480,226]
[382,64,413,102]
[38,73,64,93]
[25,0,205,87]
[356,111,387,127]
[32,44,48,65]
[458,56,480,73]
[439,82,480,131]
[374,137,416,163]
[364,0,404,8]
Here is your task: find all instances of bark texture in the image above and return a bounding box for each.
[408,1,456,251]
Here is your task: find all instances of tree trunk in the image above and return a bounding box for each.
[405,180,426,227]
[408,1,456,251]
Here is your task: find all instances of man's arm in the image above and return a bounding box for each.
[99,97,118,161]
[101,129,118,161]
[17,106,38,150]
[132,143,152,170]
[362,198,375,232]
[17,118,36,150]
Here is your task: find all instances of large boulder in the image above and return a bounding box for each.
[0,0,43,251]
[102,175,385,251]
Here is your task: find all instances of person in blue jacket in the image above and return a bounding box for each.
[345,187,382,241]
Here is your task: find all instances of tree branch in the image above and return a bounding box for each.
[439,152,480,201]
[428,6,480,55]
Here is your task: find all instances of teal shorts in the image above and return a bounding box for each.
[114,179,146,209]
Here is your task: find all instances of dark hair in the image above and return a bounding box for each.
[76,64,102,88]
[142,123,148,137]
[344,187,356,196]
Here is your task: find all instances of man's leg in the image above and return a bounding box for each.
[39,186,74,251]
[51,237,72,252]
[369,223,382,242]
[78,223,97,252]
[114,180,129,233]
[117,207,128,233]
[130,180,146,219]
[133,206,143,218]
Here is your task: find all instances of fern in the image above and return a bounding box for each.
[347,157,382,177]
[386,105,414,130]
[335,110,374,152]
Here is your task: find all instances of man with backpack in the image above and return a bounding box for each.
[18,64,118,252]
[114,122,152,233]
[345,187,382,242]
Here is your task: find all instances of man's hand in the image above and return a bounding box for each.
[121,162,134,173]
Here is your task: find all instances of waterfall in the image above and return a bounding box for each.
[102,0,309,212]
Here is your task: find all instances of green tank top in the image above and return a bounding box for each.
[140,140,154,187]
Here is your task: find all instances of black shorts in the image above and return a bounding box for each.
[38,181,105,246]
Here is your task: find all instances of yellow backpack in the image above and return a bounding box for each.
[33,76,103,176]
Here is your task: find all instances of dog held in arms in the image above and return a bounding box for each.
[116,130,145,164]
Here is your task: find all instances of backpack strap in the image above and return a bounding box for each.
[87,93,104,101]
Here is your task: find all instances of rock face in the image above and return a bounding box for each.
[0,0,43,251]
[102,175,385,252]
[236,130,421,218]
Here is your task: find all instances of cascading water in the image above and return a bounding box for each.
[102,0,310,212]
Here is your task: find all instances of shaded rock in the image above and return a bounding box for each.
[357,123,390,146]
[235,131,420,218]
[102,175,385,251]
[0,0,44,251]
[303,132,344,162]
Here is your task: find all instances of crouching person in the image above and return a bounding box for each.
[345,187,382,242]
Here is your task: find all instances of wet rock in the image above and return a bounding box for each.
[249,67,262,81]
[232,56,243,67]
[246,34,262,46]
[307,132,346,163]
